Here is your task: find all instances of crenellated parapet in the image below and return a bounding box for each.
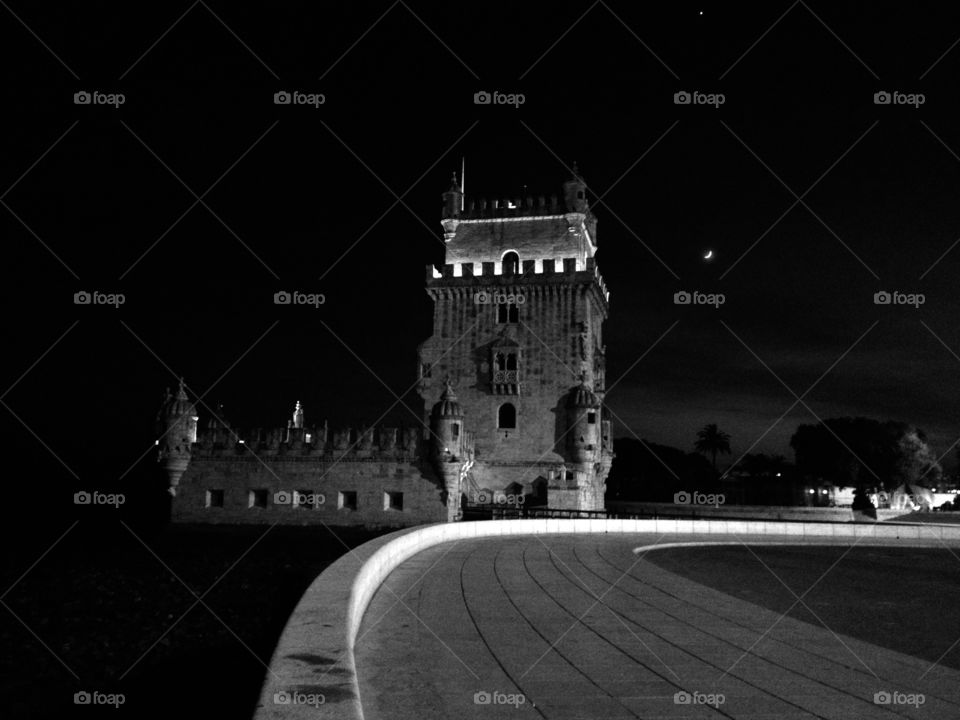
[425,255,609,306]
[193,423,422,461]
[455,195,571,219]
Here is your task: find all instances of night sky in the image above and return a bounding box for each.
[5,1,960,526]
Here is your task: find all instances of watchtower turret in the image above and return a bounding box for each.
[562,162,588,213]
[156,378,198,496]
[431,379,468,521]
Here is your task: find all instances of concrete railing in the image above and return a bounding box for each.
[253,518,960,720]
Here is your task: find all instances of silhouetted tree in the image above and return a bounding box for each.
[789,417,941,494]
[695,423,731,475]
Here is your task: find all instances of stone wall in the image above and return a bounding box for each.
[172,457,447,528]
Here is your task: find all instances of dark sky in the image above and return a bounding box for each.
[5,0,960,509]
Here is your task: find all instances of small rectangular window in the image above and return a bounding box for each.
[206,489,224,508]
[339,491,358,511]
[452,423,460,439]
[587,412,596,424]
[248,489,268,508]
[384,491,404,511]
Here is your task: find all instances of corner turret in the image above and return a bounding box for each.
[565,378,601,464]
[441,172,462,240]
[156,378,198,496]
[562,162,588,213]
[431,379,469,521]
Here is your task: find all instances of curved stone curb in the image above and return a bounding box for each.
[252,518,960,719]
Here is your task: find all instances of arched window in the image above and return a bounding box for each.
[497,303,519,324]
[498,403,516,429]
[506,353,517,371]
[502,251,520,275]
[495,352,506,370]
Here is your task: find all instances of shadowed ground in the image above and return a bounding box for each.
[355,534,960,719]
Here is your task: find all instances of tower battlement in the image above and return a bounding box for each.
[425,255,610,304]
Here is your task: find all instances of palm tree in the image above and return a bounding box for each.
[695,423,732,475]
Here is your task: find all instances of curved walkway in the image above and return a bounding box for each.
[356,534,960,719]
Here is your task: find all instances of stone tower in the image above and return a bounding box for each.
[156,378,198,496]
[418,166,613,511]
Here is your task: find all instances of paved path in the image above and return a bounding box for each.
[355,534,960,719]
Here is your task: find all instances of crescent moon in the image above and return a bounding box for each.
[703,250,714,260]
